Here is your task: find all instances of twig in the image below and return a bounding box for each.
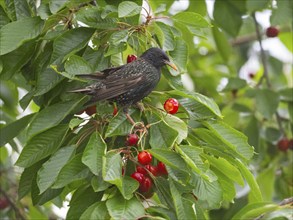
[254,197,293,220]
[0,187,26,220]
[252,13,285,136]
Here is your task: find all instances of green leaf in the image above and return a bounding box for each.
[222,77,247,91]
[82,132,107,175]
[53,154,89,188]
[172,12,210,28]
[212,25,232,62]
[246,0,270,12]
[102,151,122,183]
[148,149,188,172]
[255,89,279,119]
[279,32,293,52]
[213,170,236,202]
[163,114,187,144]
[169,38,188,74]
[191,174,223,209]
[16,124,69,168]
[176,145,217,183]
[118,1,141,18]
[167,90,222,119]
[18,160,44,199]
[0,113,35,146]
[146,112,178,149]
[27,97,85,138]
[155,22,175,51]
[0,41,35,80]
[169,179,187,220]
[35,68,63,96]
[203,154,244,186]
[31,179,63,205]
[270,0,292,26]
[119,176,139,200]
[80,202,110,220]
[106,193,145,220]
[235,159,263,203]
[109,30,129,46]
[50,27,95,64]
[105,109,139,137]
[279,87,293,102]
[0,16,44,55]
[203,119,254,161]
[231,202,279,220]
[256,165,276,201]
[64,55,93,76]
[91,175,111,192]
[37,146,75,193]
[66,186,103,220]
[213,0,243,36]
[75,7,118,29]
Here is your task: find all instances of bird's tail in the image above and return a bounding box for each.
[68,88,91,94]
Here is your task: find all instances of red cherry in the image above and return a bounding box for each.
[126,134,139,146]
[127,54,137,63]
[164,98,179,114]
[0,197,9,210]
[138,151,152,165]
[145,164,159,176]
[113,105,118,116]
[85,105,96,116]
[157,162,168,176]
[136,166,148,175]
[266,26,279,38]
[139,177,152,192]
[131,172,145,183]
[277,138,290,152]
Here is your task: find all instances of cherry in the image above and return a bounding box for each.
[0,197,9,210]
[138,151,152,165]
[164,98,179,114]
[113,105,118,116]
[266,26,279,38]
[157,162,168,176]
[127,54,137,63]
[136,166,148,175]
[277,138,290,152]
[85,105,96,116]
[139,177,152,192]
[126,134,139,146]
[145,164,159,176]
[131,172,145,183]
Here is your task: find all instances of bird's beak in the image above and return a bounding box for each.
[164,60,178,71]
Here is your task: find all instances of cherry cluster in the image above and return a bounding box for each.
[131,151,168,194]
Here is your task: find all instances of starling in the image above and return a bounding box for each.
[71,47,177,125]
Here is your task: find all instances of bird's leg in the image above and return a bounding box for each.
[125,112,136,126]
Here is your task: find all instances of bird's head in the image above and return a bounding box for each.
[140,47,177,71]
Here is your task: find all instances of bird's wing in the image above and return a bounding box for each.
[75,65,126,80]
[94,74,144,100]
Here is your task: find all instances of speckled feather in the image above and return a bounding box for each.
[71,48,173,112]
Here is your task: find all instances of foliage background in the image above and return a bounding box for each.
[0,0,292,219]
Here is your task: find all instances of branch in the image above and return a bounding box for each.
[254,197,293,220]
[252,13,285,136]
[0,187,26,220]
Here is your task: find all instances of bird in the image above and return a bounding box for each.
[70,47,177,125]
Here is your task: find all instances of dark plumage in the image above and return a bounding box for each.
[71,47,177,123]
